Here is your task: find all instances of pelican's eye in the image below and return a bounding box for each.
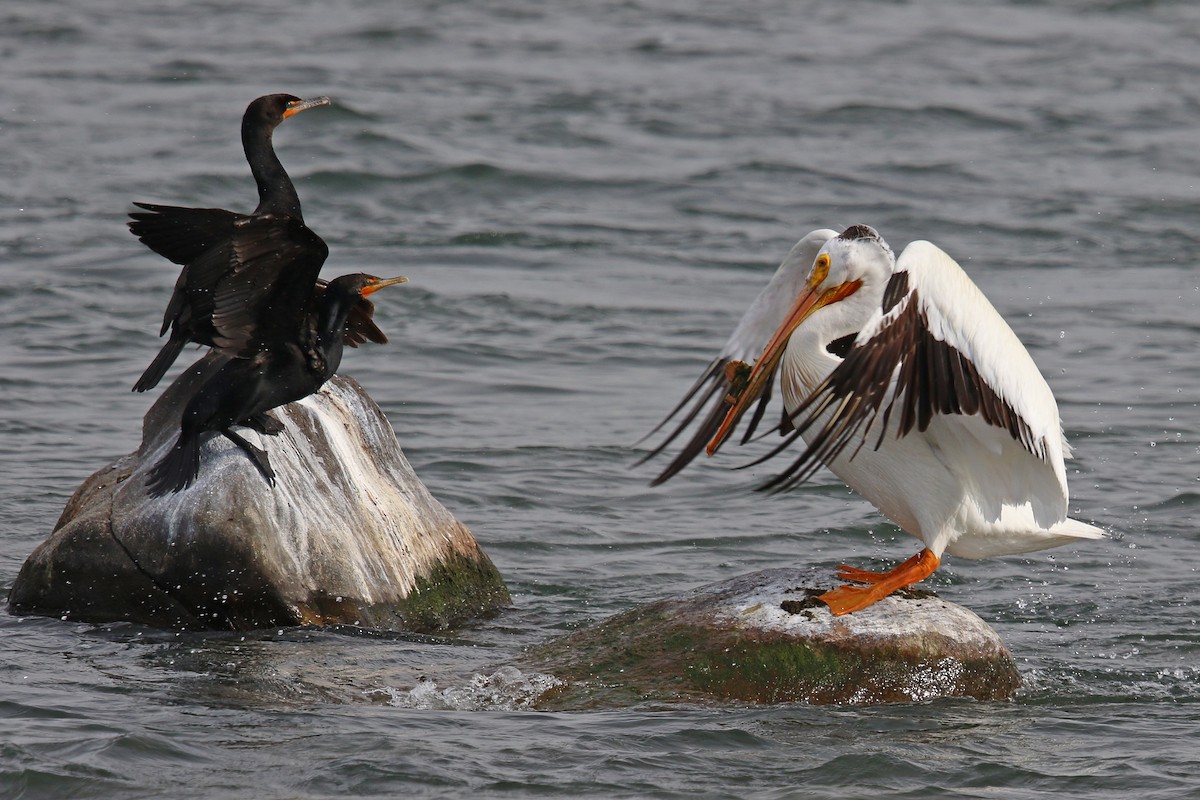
[810,253,831,287]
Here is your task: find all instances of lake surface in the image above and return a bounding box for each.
[2,1,1198,797]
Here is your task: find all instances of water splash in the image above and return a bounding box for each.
[367,666,564,711]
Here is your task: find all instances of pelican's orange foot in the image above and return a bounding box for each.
[819,549,941,616]
[835,552,925,585]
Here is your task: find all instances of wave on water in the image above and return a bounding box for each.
[1020,661,1200,705]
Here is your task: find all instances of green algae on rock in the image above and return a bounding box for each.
[526,568,1019,707]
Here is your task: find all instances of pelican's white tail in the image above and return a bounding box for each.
[1050,517,1107,541]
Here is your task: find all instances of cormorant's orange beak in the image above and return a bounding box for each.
[361,276,408,297]
[283,96,332,119]
[705,277,861,456]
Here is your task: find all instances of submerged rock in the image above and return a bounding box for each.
[526,568,1019,707]
[9,359,510,631]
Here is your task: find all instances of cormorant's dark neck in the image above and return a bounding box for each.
[317,296,356,343]
[314,289,359,374]
[243,119,303,219]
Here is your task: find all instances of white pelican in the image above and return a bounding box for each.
[647,224,1104,615]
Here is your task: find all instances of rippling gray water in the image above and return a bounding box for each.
[3,1,1198,797]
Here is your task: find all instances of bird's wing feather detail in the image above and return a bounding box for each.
[129,203,242,266]
[635,357,724,448]
[208,215,329,356]
[131,202,379,350]
[641,229,838,483]
[634,362,782,488]
[763,241,1069,525]
[130,204,246,336]
[643,380,734,486]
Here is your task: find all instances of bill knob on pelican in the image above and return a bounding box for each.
[642,224,1104,615]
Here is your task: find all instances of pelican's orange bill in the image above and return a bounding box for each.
[705,278,861,455]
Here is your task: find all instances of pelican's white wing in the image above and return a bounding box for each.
[639,228,838,485]
[773,240,1070,527]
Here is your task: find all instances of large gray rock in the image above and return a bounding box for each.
[526,568,1020,706]
[9,358,510,631]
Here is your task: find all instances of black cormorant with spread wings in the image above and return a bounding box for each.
[129,93,385,393]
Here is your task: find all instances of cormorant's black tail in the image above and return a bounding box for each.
[146,434,202,497]
[133,335,186,393]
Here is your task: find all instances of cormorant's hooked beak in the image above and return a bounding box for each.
[705,276,861,456]
[283,96,332,119]
[361,276,408,297]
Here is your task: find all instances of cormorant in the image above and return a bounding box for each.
[129,93,386,393]
[146,272,408,496]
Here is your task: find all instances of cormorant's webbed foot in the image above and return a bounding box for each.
[222,429,276,486]
[241,412,285,436]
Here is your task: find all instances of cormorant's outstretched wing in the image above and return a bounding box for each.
[205,214,330,357]
[129,202,240,266]
[638,228,837,485]
[130,203,383,348]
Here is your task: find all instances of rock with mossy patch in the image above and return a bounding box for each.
[524,567,1019,707]
[8,360,510,631]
